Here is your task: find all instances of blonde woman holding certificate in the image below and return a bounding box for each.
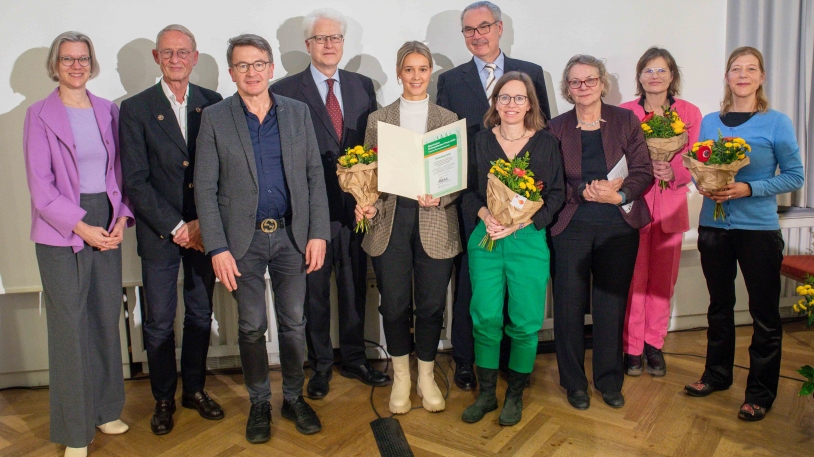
[355,41,460,415]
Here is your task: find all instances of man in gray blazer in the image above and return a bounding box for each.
[194,34,330,444]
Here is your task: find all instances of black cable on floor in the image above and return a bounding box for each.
[662,351,807,383]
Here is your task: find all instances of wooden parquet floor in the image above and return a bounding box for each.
[2,322,813,457]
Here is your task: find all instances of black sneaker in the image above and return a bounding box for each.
[281,396,322,435]
[624,353,643,376]
[644,343,666,377]
[245,402,271,444]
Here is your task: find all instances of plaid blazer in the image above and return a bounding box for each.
[361,99,462,259]
[548,103,653,236]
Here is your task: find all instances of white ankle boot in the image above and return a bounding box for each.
[389,355,412,414]
[64,447,87,457]
[416,359,445,412]
[97,419,129,435]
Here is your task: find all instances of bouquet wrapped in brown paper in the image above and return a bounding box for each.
[480,153,544,251]
[640,108,689,190]
[683,131,751,220]
[336,145,379,233]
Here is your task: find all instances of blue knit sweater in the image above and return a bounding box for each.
[698,109,804,230]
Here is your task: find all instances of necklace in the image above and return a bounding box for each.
[577,118,603,128]
[498,126,528,142]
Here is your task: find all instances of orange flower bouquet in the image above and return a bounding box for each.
[336,145,379,233]
[682,130,750,220]
[640,107,688,190]
[479,152,544,251]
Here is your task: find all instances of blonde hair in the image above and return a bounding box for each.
[46,31,100,82]
[484,71,546,130]
[720,46,770,115]
[559,54,609,104]
[396,41,433,73]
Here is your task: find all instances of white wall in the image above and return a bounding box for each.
[1,0,745,386]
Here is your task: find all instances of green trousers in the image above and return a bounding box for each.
[468,221,549,373]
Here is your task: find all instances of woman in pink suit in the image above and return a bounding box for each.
[23,32,133,457]
[619,47,701,377]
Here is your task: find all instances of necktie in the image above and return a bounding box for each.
[326,79,343,142]
[484,63,497,100]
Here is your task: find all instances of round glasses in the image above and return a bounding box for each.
[496,94,528,105]
[158,49,193,60]
[233,61,271,73]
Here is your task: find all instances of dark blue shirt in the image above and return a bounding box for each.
[241,90,290,222]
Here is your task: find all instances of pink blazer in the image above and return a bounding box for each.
[618,98,701,233]
[23,88,133,252]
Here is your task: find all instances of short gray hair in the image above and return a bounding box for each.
[396,41,433,73]
[560,54,610,104]
[302,8,347,40]
[156,24,197,51]
[46,31,100,82]
[226,34,274,66]
[460,1,502,27]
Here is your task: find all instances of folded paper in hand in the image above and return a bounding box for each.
[607,156,633,213]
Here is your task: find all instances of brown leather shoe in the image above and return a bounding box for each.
[151,399,176,435]
[182,390,224,420]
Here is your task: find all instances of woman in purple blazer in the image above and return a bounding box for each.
[23,32,133,457]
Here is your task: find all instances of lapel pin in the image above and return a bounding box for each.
[157,114,164,121]
[196,107,202,113]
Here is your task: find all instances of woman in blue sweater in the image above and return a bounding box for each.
[684,47,804,421]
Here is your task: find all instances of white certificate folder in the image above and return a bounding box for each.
[377,119,468,199]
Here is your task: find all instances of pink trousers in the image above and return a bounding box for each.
[624,217,682,355]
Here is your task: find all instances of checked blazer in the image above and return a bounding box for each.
[548,102,653,236]
[361,99,462,259]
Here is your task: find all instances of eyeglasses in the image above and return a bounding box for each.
[461,20,499,37]
[308,34,344,44]
[233,61,271,73]
[158,49,193,60]
[641,67,670,78]
[496,94,527,105]
[567,77,600,89]
[59,56,91,67]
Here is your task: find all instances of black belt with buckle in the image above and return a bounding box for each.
[256,217,289,233]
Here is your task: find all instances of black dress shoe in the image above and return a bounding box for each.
[567,390,590,410]
[644,343,666,377]
[281,396,322,435]
[340,363,391,387]
[307,370,332,399]
[684,381,727,397]
[182,390,224,420]
[624,353,643,377]
[454,362,477,390]
[150,399,176,435]
[602,391,625,408]
[246,401,271,444]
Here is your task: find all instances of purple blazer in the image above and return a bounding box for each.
[23,88,134,252]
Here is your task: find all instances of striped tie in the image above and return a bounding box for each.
[484,63,497,101]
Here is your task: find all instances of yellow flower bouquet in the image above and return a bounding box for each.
[640,107,688,190]
[336,145,379,233]
[479,152,544,251]
[793,277,814,398]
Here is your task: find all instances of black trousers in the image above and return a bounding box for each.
[552,222,639,393]
[372,198,454,361]
[698,226,784,408]
[305,224,368,371]
[142,247,216,401]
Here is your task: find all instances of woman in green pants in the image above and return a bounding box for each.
[461,72,565,425]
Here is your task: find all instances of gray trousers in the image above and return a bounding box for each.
[35,193,125,448]
[233,227,307,404]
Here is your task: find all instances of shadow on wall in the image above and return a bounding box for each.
[113,38,162,106]
[605,72,622,106]
[275,16,310,82]
[343,17,386,108]
[0,48,57,292]
[190,53,220,92]
[425,10,472,102]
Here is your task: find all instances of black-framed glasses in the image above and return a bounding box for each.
[461,20,498,37]
[233,61,271,73]
[308,34,344,44]
[59,56,91,67]
[496,94,527,105]
[567,77,600,89]
[158,49,193,60]
[641,67,670,78]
